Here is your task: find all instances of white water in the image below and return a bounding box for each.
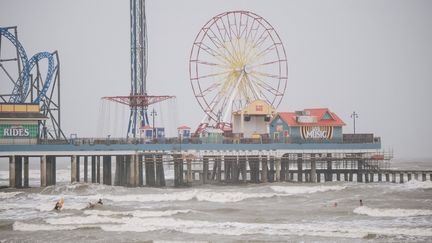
[1,174,432,241]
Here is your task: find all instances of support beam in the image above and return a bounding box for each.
[103,156,112,185]
[310,154,317,183]
[174,154,184,187]
[91,156,96,183]
[15,156,23,188]
[84,156,88,183]
[297,153,303,182]
[145,154,155,186]
[9,156,16,188]
[202,156,208,184]
[216,156,222,182]
[261,156,268,183]
[269,156,275,182]
[357,160,363,182]
[224,156,230,182]
[115,155,123,186]
[155,154,165,187]
[71,155,77,183]
[325,153,332,182]
[46,156,56,186]
[280,156,287,181]
[275,157,281,182]
[97,156,101,183]
[23,156,29,188]
[138,155,143,186]
[76,156,80,182]
[187,159,192,183]
[40,155,46,187]
[239,156,247,182]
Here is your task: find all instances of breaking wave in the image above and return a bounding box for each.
[0,191,23,199]
[83,209,193,218]
[354,206,432,217]
[270,185,346,194]
[13,217,432,238]
[402,180,432,190]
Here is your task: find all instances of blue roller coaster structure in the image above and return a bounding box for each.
[0,26,65,140]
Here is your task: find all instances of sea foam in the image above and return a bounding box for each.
[402,180,432,190]
[354,206,432,217]
[83,209,193,218]
[0,191,23,199]
[270,185,346,194]
[14,216,432,238]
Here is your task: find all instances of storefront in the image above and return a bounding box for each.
[0,104,47,144]
[269,108,345,143]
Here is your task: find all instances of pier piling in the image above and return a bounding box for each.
[155,154,165,187]
[91,156,96,183]
[24,156,29,187]
[145,154,155,186]
[84,156,88,182]
[71,155,77,183]
[102,156,112,185]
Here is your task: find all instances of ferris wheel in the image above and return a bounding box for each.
[189,11,288,128]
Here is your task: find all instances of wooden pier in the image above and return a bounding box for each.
[4,150,431,188]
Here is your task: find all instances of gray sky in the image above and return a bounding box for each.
[1,0,431,159]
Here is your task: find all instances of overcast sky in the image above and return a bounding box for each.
[1,0,431,159]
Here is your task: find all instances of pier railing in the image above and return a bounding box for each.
[38,135,381,146]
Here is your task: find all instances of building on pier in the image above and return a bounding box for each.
[269,108,345,143]
[232,99,275,138]
[0,103,47,145]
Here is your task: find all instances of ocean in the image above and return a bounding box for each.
[0,159,431,242]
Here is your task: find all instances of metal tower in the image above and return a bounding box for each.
[128,0,148,137]
[103,0,174,138]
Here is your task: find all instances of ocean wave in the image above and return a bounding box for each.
[102,185,346,203]
[0,191,23,199]
[46,214,124,225]
[402,180,432,190]
[353,206,432,217]
[13,221,81,231]
[14,216,432,238]
[102,190,281,203]
[270,185,346,194]
[83,209,193,218]
[99,217,432,238]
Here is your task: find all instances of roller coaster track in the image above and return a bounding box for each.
[0,27,55,103]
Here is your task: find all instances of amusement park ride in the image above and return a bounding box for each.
[0,26,65,140]
[102,0,174,139]
[0,1,288,140]
[190,11,288,135]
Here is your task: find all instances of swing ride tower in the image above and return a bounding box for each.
[103,0,174,138]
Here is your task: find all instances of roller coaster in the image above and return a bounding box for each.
[0,26,65,140]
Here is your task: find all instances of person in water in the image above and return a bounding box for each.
[87,198,103,209]
[359,199,363,206]
[54,198,64,211]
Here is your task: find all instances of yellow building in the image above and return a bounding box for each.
[232,100,276,138]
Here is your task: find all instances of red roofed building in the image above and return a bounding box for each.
[269,108,346,143]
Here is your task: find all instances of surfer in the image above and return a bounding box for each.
[54,198,64,211]
[359,199,363,206]
[87,198,103,209]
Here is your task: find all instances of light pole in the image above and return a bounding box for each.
[350,111,359,134]
[150,108,157,139]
